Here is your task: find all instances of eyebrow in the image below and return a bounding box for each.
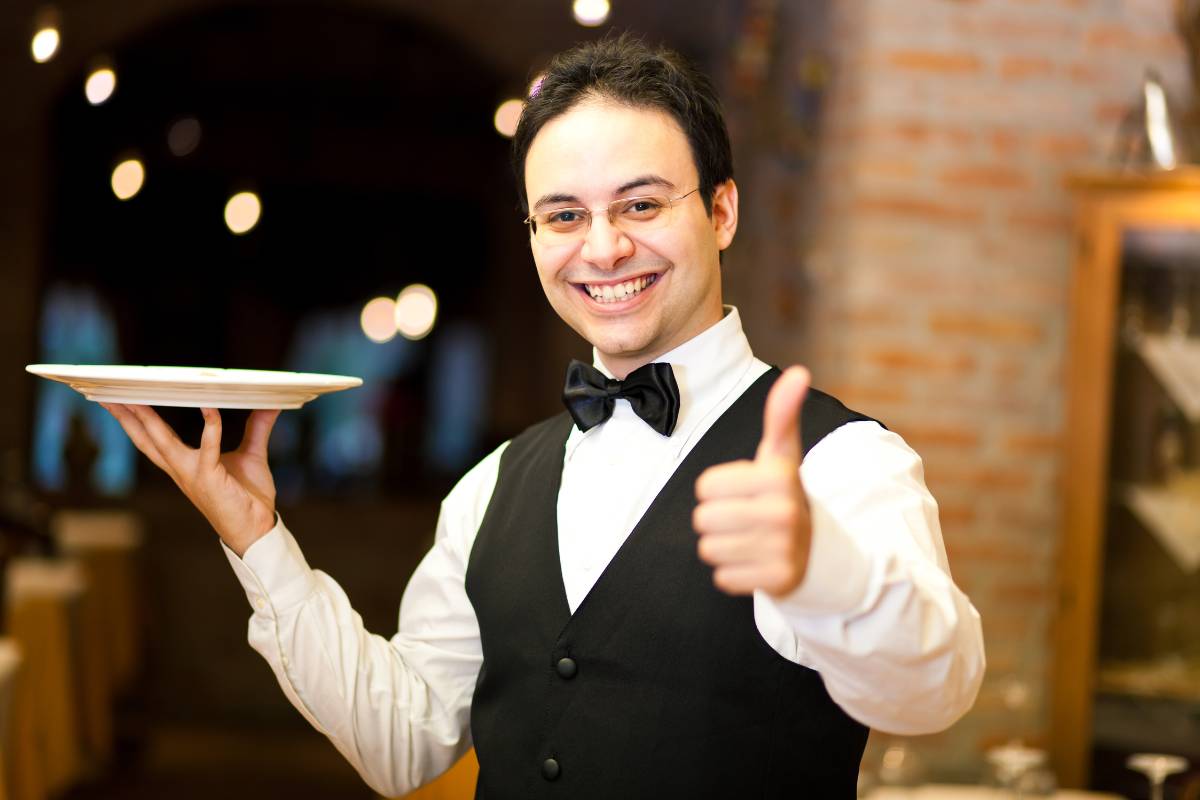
[531,174,678,211]
[615,174,676,196]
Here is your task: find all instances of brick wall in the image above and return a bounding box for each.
[724,0,1190,781]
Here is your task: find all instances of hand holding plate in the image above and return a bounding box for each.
[101,403,282,556]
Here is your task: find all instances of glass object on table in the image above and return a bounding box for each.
[985,742,1051,799]
[1127,753,1189,800]
[1167,269,1191,338]
[1123,282,1148,346]
[980,677,1057,797]
[874,740,925,794]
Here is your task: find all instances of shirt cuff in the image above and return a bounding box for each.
[221,512,319,616]
[773,493,875,617]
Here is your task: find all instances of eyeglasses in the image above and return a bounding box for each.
[523,188,700,245]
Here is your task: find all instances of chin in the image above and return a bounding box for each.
[587,328,657,361]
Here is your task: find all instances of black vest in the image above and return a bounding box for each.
[465,369,875,799]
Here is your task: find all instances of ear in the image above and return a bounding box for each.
[711,179,739,251]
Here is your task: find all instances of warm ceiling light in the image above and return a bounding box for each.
[361,296,398,343]
[31,27,59,63]
[493,98,523,138]
[395,284,438,340]
[111,159,145,200]
[573,0,610,26]
[224,191,261,234]
[85,68,117,105]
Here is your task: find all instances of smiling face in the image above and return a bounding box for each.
[523,98,738,378]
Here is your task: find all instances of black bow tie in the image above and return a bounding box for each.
[562,359,681,436]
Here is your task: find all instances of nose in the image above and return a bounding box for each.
[580,213,634,270]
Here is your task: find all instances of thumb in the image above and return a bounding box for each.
[239,408,282,459]
[756,366,810,463]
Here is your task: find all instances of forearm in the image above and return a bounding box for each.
[766,541,984,733]
[766,422,986,733]
[224,519,479,796]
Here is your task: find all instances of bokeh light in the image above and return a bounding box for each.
[167,116,202,157]
[395,284,438,340]
[493,98,523,138]
[31,28,59,63]
[360,296,398,343]
[85,68,116,105]
[110,159,144,200]
[224,191,261,235]
[528,73,546,98]
[572,0,610,27]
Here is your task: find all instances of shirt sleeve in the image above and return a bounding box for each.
[753,420,985,735]
[220,442,508,796]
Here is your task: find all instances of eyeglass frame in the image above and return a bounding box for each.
[522,187,701,241]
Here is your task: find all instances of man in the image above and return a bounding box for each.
[103,35,984,798]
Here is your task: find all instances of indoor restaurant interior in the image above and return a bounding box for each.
[1,0,1199,798]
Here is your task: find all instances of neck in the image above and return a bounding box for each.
[596,307,727,379]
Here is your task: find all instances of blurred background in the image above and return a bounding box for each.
[2,0,1200,798]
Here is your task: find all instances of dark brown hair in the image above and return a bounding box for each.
[511,33,733,216]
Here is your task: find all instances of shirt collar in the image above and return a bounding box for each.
[568,305,757,457]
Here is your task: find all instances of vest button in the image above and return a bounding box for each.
[541,757,561,781]
[556,657,578,679]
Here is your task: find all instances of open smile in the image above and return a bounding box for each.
[573,272,661,306]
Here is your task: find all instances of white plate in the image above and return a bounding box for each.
[26,364,363,409]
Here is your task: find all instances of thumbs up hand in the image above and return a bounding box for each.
[693,366,812,597]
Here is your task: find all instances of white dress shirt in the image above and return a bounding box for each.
[222,306,985,797]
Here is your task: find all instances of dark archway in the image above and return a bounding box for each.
[41,2,547,498]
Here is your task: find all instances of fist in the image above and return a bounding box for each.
[693,366,812,597]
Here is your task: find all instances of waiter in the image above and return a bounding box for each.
[102,35,985,799]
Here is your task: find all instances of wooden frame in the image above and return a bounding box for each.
[1053,168,1200,787]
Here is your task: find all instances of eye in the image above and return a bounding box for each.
[620,197,665,218]
[545,209,587,230]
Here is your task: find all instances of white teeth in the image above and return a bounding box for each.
[583,274,657,303]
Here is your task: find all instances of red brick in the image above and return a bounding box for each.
[990,128,1023,156]
[937,503,978,529]
[994,506,1059,533]
[993,578,1053,605]
[1067,62,1108,85]
[1034,133,1094,159]
[929,311,1044,344]
[951,16,1075,42]
[941,165,1030,190]
[945,537,1039,567]
[865,347,977,376]
[886,50,983,74]
[1000,55,1056,80]
[1008,209,1074,234]
[853,158,919,182]
[825,304,907,328]
[1086,25,1181,53]
[1086,24,1140,49]
[1095,101,1130,124]
[930,464,1034,492]
[895,423,981,450]
[854,195,983,224]
[892,120,931,144]
[821,381,910,409]
[1005,432,1061,455]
